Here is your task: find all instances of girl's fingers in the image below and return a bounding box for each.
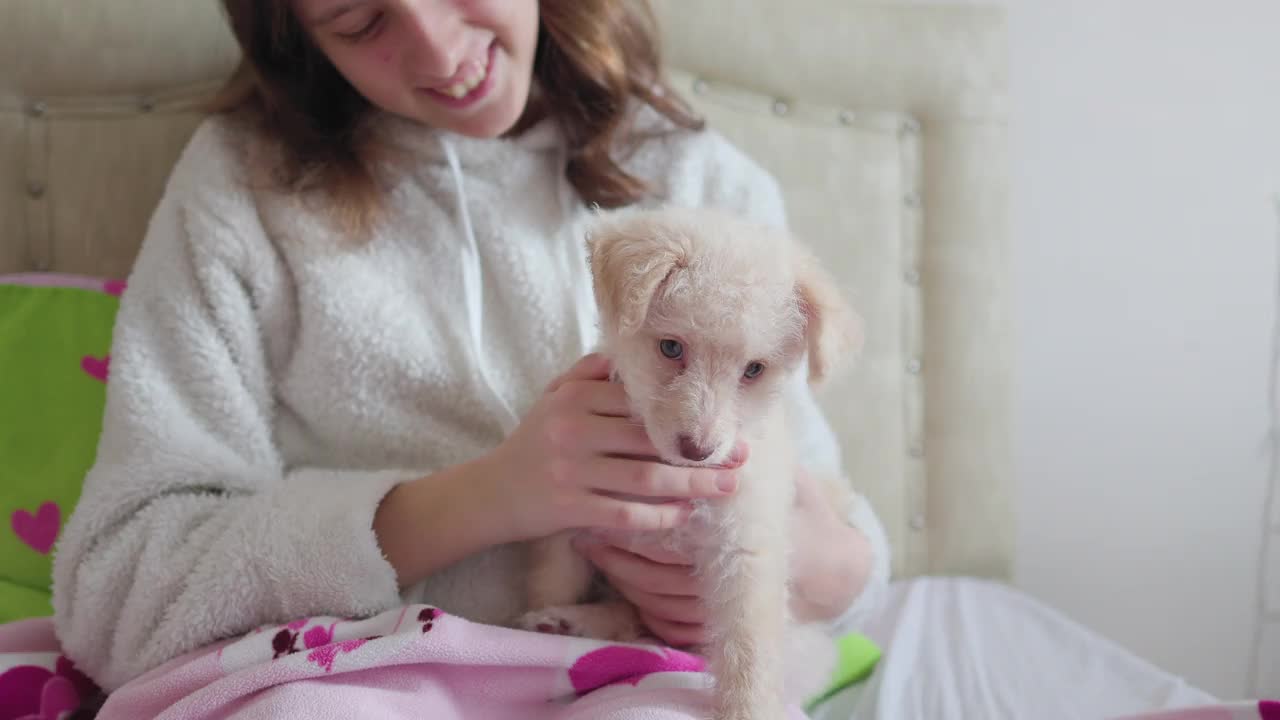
[581,542,699,596]
[582,496,693,532]
[549,379,635,419]
[564,416,660,458]
[578,532,691,565]
[545,360,634,419]
[610,580,707,626]
[585,457,736,500]
[545,354,612,393]
[639,612,708,648]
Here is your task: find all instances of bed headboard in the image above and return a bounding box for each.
[0,1,1011,580]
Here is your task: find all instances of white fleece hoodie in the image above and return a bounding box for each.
[50,107,891,691]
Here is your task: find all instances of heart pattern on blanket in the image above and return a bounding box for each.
[303,624,335,649]
[568,645,706,694]
[306,638,368,673]
[80,354,110,383]
[11,501,60,554]
[0,655,98,720]
[35,674,80,720]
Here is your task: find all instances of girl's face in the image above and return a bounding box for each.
[295,0,540,138]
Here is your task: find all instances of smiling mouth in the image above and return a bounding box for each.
[424,41,496,107]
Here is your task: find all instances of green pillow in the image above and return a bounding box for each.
[0,275,122,623]
[806,631,882,710]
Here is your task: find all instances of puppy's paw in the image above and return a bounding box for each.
[516,608,582,637]
[515,603,644,642]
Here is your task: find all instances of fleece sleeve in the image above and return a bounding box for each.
[785,374,893,634]
[693,129,894,631]
[50,122,414,692]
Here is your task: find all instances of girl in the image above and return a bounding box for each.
[51,0,891,698]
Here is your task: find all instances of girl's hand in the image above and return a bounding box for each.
[574,534,710,647]
[482,354,739,543]
[789,467,872,623]
[581,465,874,644]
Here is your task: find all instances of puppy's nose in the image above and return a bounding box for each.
[677,435,713,462]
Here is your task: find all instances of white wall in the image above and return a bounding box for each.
[919,0,1280,699]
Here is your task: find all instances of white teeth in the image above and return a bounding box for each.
[438,52,490,100]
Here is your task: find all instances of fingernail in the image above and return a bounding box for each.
[716,473,737,493]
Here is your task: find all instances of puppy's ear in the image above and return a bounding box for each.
[793,242,863,383]
[586,215,686,336]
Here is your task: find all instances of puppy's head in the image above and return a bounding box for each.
[586,206,861,466]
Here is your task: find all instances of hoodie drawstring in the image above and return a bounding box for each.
[438,134,522,434]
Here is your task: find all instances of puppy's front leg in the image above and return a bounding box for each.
[526,531,593,609]
[702,525,789,720]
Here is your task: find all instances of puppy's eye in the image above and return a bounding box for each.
[743,362,766,380]
[659,339,684,360]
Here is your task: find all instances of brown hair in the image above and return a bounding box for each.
[213,0,703,234]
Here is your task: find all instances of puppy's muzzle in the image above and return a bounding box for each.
[677,434,714,462]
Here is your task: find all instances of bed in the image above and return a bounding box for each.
[0,1,1238,718]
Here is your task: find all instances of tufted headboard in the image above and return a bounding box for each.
[0,2,1011,580]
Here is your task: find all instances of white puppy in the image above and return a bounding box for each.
[520,205,862,720]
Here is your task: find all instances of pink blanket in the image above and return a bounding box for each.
[0,605,809,719]
[1,607,1275,720]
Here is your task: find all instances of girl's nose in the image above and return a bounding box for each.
[401,1,470,81]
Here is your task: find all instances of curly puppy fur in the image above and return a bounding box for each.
[519,205,862,719]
